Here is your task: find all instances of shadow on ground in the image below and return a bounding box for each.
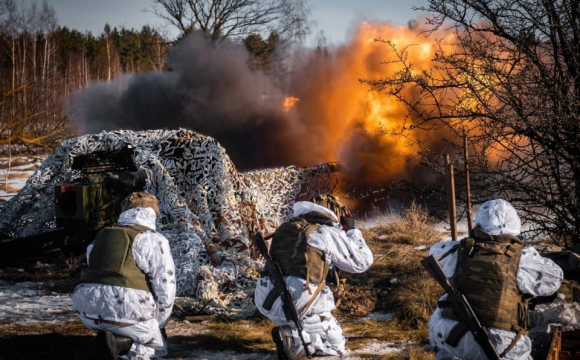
[0,334,100,360]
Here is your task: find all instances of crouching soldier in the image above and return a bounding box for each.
[428,199,563,360]
[73,192,176,360]
[255,194,374,359]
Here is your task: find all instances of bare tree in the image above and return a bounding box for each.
[150,0,310,41]
[39,1,56,83]
[365,0,580,243]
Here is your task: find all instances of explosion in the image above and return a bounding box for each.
[283,96,300,113]
[285,21,458,184]
[70,20,458,187]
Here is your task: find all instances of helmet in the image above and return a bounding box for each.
[120,192,160,216]
[309,194,350,220]
[474,199,520,236]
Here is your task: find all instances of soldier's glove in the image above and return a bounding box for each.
[341,217,356,231]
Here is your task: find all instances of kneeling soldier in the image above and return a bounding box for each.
[428,199,563,360]
[255,194,374,358]
[73,192,176,360]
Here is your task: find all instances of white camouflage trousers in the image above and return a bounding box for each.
[79,316,167,360]
[289,311,346,356]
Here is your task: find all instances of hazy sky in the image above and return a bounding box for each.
[20,0,429,45]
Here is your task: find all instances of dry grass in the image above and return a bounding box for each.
[389,274,441,328]
[362,202,443,247]
[343,320,429,345]
[0,320,92,337]
[167,317,275,355]
[338,203,444,346]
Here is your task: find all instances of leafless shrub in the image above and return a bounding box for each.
[364,0,580,243]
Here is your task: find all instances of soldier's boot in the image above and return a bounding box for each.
[271,326,297,360]
[95,331,134,360]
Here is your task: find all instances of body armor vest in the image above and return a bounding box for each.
[442,228,528,333]
[86,224,152,292]
[269,214,331,286]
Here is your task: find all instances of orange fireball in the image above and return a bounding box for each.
[283,96,300,113]
[286,21,458,184]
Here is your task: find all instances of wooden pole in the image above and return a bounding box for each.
[449,164,458,241]
[445,154,458,241]
[463,129,474,233]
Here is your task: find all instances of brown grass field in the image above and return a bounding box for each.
[0,204,443,359]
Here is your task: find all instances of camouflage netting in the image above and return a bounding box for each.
[0,129,337,318]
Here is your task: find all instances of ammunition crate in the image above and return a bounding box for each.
[546,328,580,360]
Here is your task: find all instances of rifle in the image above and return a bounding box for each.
[252,231,312,358]
[421,255,500,360]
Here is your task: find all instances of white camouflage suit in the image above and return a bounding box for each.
[429,199,563,360]
[73,207,176,360]
[255,201,374,356]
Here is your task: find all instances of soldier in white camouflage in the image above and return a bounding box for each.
[73,192,176,360]
[428,199,563,360]
[255,194,374,359]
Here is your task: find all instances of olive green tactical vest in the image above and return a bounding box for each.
[442,229,528,333]
[86,224,152,292]
[269,212,334,286]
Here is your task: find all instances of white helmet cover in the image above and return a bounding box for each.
[474,199,521,236]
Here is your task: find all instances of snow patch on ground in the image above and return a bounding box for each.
[0,282,76,324]
[351,341,417,357]
[0,155,43,200]
[364,313,394,322]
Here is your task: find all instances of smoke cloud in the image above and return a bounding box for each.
[69,22,455,185]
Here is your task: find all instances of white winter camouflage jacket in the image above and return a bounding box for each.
[72,207,176,327]
[255,201,374,323]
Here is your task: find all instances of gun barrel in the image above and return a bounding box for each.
[0,227,68,261]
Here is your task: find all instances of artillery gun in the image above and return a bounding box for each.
[0,146,146,260]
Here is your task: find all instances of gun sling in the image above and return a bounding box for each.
[262,255,333,315]
[262,276,328,317]
[446,322,469,347]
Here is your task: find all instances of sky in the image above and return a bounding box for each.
[19,0,429,45]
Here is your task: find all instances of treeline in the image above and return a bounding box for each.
[0,0,169,151]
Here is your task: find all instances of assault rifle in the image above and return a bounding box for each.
[421,255,500,360]
[252,231,312,358]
